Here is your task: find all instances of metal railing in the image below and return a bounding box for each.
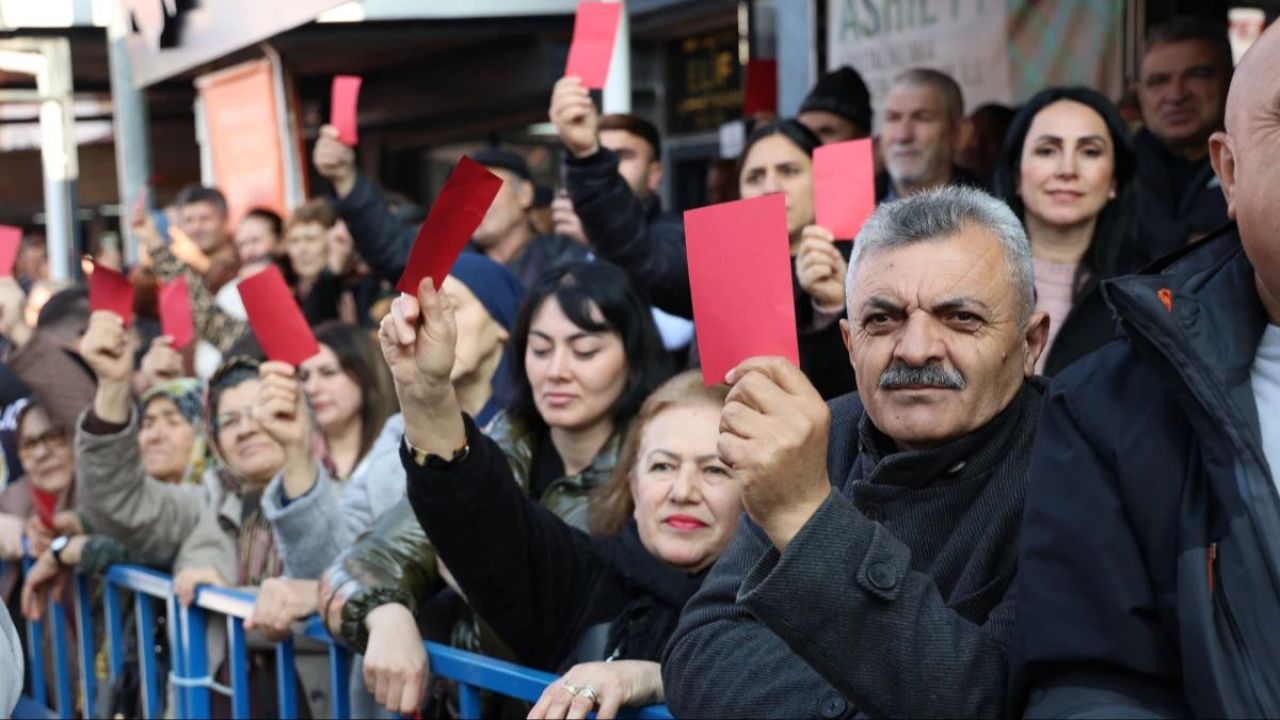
[7,562,673,719]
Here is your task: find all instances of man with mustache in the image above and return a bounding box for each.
[877,68,986,202]
[663,186,1050,718]
[1133,18,1232,254]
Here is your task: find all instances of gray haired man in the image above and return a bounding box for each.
[663,187,1050,719]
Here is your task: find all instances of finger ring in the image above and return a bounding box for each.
[577,686,599,703]
[561,680,580,695]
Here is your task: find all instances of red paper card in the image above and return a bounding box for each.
[158,275,196,350]
[397,156,504,295]
[0,225,21,277]
[813,138,877,240]
[564,2,623,89]
[743,59,778,116]
[30,488,57,529]
[684,194,799,384]
[88,264,135,326]
[237,264,320,366]
[331,75,362,146]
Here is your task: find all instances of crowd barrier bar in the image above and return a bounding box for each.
[8,562,673,719]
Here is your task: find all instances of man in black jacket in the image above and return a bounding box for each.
[1132,17,1232,255]
[312,128,586,289]
[1012,22,1280,718]
[663,186,1051,718]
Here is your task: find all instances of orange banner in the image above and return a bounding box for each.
[196,59,288,224]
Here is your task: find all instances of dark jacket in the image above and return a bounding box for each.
[663,380,1045,719]
[1011,225,1280,719]
[333,172,588,289]
[566,148,693,318]
[1132,128,1229,257]
[328,412,625,652]
[566,147,856,398]
[874,164,988,203]
[405,414,702,671]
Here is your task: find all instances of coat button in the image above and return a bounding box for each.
[817,693,848,718]
[868,561,897,591]
[863,505,884,522]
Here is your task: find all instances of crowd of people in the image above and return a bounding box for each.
[0,14,1277,720]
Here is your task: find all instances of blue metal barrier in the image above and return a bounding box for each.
[13,563,674,719]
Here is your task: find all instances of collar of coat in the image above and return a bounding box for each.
[853,377,1046,489]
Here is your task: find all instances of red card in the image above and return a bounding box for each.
[331,75,362,146]
[813,138,877,240]
[743,59,778,116]
[397,156,504,295]
[88,264,135,326]
[564,2,623,89]
[237,264,320,366]
[0,225,21,277]
[158,275,196,349]
[684,194,799,385]
[30,488,57,529]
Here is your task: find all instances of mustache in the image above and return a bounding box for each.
[878,361,966,390]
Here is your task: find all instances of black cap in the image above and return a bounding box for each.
[471,148,532,182]
[799,66,873,135]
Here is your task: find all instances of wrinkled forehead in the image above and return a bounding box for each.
[850,229,1015,313]
[1226,24,1280,133]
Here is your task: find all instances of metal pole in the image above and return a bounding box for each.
[776,0,816,116]
[37,38,79,283]
[108,0,153,266]
[602,0,630,114]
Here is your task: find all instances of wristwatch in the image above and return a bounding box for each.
[50,535,71,568]
[403,436,469,469]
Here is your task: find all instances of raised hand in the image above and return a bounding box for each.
[313,124,358,197]
[253,362,316,498]
[795,225,848,312]
[718,357,834,551]
[378,278,458,407]
[549,76,600,159]
[80,311,133,385]
[139,335,184,390]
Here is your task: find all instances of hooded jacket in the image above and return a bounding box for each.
[1012,225,1280,718]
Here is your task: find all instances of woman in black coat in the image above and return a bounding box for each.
[373,277,744,719]
[992,87,1152,376]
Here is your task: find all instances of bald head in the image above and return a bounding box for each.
[1210,20,1280,324]
[1224,21,1280,134]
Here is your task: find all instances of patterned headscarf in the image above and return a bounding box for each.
[140,378,210,485]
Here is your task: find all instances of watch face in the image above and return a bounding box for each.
[51,536,69,553]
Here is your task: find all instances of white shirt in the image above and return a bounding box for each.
[1250,324,1280,495]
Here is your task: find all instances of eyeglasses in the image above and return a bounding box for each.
[19,430,68,455]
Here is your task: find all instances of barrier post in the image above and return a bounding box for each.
[72,574,97,715]
[103,581,126,682]
[181,602,212,718]
[226,616,251,719]
[326,638,352,720]
[134,594,162,719]
[275,638,299,719]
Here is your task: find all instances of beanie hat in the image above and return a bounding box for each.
[450,252,524,332]
[799,66,873,135]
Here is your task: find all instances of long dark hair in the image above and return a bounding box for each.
[992,86,1147,292]
[508,261,672,436]
[312,322,397,462]
[737,119,821,183]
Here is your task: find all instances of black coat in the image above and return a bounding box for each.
[664,381,1044,719]
[1012,225,1280,718]
[403,414,703,672]
[334,173,587,290]
[567,147,856,399]
[1132,128,1229,257]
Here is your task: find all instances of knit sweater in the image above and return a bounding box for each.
[663,379,1045,719]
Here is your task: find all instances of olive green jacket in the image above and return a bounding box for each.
[322,411,624,651]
